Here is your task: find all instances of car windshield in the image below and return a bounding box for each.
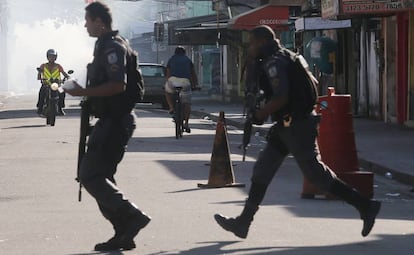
[140,66,165,77]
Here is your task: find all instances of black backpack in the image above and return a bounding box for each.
[115,36,145,104]
[281,49,318,114]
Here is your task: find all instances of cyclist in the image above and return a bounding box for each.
[164,46,199,133]
[37,49,69,115]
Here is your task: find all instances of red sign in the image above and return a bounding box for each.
[228,5,290,30]
[342,0,414,14]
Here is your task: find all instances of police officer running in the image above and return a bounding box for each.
[64,1,150,251]
[37,49,69,115]
[214,25,381,239]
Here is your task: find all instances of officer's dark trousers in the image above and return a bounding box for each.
[79,113,137,225]
[250,114,337,204]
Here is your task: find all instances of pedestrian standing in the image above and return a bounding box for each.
[214,25,381,239]
[64,1,150,251]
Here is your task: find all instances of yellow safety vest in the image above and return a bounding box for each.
[42,64,61,85]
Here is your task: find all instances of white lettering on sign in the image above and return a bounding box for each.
[259,19,288,25]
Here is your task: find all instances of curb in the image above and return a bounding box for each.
[192,110,414,187]
[359,159,414,186]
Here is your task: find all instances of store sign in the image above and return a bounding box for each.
[228,5,290,30]
[342,0,414,14]
[321,0,340,19]
[295,17,351,31]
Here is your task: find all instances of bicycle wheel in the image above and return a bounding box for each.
[175,103,182,139]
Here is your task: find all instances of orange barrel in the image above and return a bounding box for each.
[316,87,358,173]
[301,87,374,199]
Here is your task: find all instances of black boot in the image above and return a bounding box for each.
[119,203,151,245]
[94,204,150,251]
[94,218,136,251]
[214,203,258,239]
[57,107,65,116]
[330,179,381,237]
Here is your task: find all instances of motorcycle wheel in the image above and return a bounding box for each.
[46,102,57,126]
[49,104,56,126]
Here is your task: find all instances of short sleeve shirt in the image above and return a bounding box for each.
[94,32,127,84]
[167,54,193,79]
[261,54,290,100]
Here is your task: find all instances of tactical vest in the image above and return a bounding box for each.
[259,48,318,120]
[86,32,138,118]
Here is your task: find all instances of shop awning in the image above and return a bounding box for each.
[165,14,230,45]
[228,4,290,30]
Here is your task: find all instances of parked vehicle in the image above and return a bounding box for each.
[139,63,167,108]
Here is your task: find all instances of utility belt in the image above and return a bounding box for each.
[85,97,133,119]
[274,111,320,128]
[266,112,320,146]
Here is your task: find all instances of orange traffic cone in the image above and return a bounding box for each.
[198,111,245,188]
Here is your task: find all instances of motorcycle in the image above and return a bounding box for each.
[37,68,74,126]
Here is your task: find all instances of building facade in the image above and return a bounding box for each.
[322,0,414,125]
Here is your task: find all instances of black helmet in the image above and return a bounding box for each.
[174,46,186,55]
[46,49,57,58]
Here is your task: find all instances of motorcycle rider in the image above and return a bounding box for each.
[37,49,69,116]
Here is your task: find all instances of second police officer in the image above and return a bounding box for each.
[214,25,381,239]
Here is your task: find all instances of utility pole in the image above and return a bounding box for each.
[0,0,9,91]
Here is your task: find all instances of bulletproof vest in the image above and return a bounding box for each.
[281,48,318,115]
[263,49,318,120]
[86,32,133,118]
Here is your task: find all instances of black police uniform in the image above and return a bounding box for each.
[79,31,150,250]
[250,43,337,192]
[214,41,381,239]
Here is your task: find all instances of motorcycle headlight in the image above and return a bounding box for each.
[51,83,59,91]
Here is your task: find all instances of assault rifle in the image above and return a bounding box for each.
[76,64,93,202]
[241,93,255,161]
[241,90,264,161]
[240,56,260,162]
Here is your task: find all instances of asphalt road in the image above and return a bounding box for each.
[0,95,413,255]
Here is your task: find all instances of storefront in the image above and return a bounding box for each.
[225,4,299,100]
[322,0,414,124]
[165,13,231,97]
[295,16,352,97]
[163,1,302,102]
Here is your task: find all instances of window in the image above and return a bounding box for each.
[140,66,165,77]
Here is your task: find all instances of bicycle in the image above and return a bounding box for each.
[170,84,200,139]
[173,86,184,139]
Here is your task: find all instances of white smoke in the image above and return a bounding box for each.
[4,0,150,94]
[10,18,94,93]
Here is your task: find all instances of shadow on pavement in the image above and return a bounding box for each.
[128,135,216,155]
[158,157,414,223]
[157,159,252,184]
[67,251,123,255]
[145,233,414,255]
[2,124,46,129]
[0,108,81,120]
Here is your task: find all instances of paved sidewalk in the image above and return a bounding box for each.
[192,98,414,187]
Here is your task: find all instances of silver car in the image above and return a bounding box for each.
[139,63,167,108]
